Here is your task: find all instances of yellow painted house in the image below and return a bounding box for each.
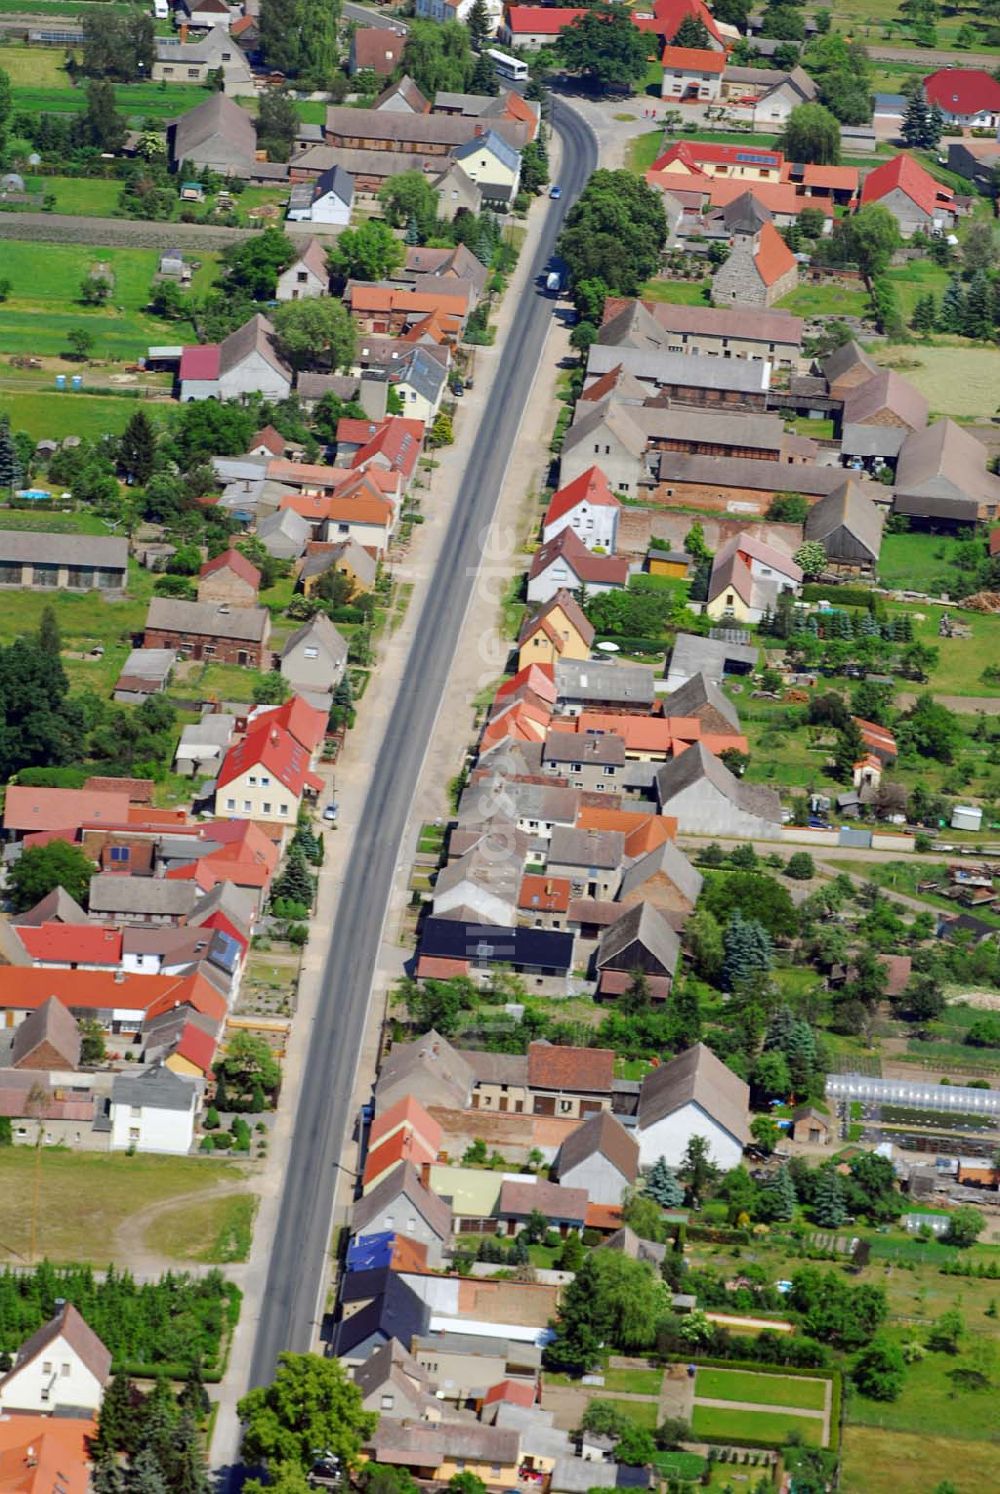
[516,588,595,673]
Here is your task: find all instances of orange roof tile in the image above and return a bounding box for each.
[0,1415,95,1494]
[518,874,571,914]
[369,1094,444,1153]
[544,466,620,529]
[754,221,797,288]
[661,45,725,72]
[584,1202,623,1230]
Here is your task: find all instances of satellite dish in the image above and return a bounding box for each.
[596,641,619,653]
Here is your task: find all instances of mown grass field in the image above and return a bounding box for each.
[639,277,711,304]
[691,1403,825,1446]
[877,530,973,594]
[0,390,161,440]
[0,1149,248,1264]
[696,1368,828,1411]
[876,343,1000,420]
[777,281,868,318]
[840,1427,1000,1494]
[146,1192,259,1264]
[23,175,124,216]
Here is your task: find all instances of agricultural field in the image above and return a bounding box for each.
[876,344,1000,421]
[841,1427,1000,1494]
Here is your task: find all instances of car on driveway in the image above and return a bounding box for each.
[323,803,339,823]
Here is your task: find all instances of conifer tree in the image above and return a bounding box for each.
[466,0,493,51]
[813,1167,846,1227]
[900,90,931,148]
[962,269,993,340]
[0,414,22,495]
[645,1156,684,1208]
[118,408,157,486]
[721,909,772,992]
[760,1163,797,1222]
[938,275,966,333]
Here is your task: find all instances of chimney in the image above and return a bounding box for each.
[179,21,189,41]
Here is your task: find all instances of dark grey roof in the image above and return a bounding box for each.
[218,313,291,382]
[655,741,781,825]
[281,611,348,665]
[586,343,771,393]
[894,418,1000,510]
[548,826,625,871]
[375,1030,474,1111]
[351,1160,453,1242]
[453,127,522,173]
[11,998,81,1070]
[111,1064,196,1112]
[14,887,88,926]
[421,917,574,974]
[840,423,906,459]
[543,731,626,768]
[146,597,271,642]
[668,632,758,683]
[654,451,871,497]
[397,344,447,402]
[88,875,198,917]
[554,659,656,707]
[333,1271,431,1358]
[637,1042,750,1144]
[170,93,256,166]
[666,670,741,730]
[618,839,703,907]
[596,902,680,979]
[804,479,884,562]
[0,531,127,569]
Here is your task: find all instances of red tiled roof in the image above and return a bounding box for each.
[544,466,620,528]
[0,967,226,1023]
[860,153,954,218]
[483,1379,536,1408]
[362,1127,437,1187]
[200,547,261,588]
[250,695,328,753]
[217,722,313,796]
[529,528,629,587]
[17,924,122,966]
[351,417,425,479]
[795,163,859,192]
[924,67,1000,117]
[249,424,285,455]
[527,1040,615,1093]
[4,786,130,834]
[0,1415,95,1494]
[653,139,782,173]
[495,663,556,704]
[174,1022,216,1073]
[585,1202,624,1230]
[352,26,405,74]
[661,45,725,72]
[754,221,797,288]
[518,874,571,914]
[504,6,588,35]
[644,0,723,45]
[369,1094,444,1153]
[179,344,221,381]
[416,953,471,979]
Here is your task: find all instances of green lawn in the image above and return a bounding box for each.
[0,45,68,87]
[847,1339,1000,1442]
[602,1399,660,1429]
[692,1403,825,1447]
[640,277,711,304]
[696,1368,828,1411]
[877,530,974,595]
[603,1367,665,1394]
[627,129,665,175]
[777,282,869,317]
[791,416,836,439]
[146,1192,259,1264]
[651,1452,706,1480]
[0,390,158,441]
[883,259,950,322]
[0,508,112,535]
[841,1427,1000,1494]
[11,76,210,121]
[0,562,150,648]
[25,175,124,216]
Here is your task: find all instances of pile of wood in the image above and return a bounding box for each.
[961,591,1000,613]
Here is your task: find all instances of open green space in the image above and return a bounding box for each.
[639,277,711,304]
[876,344,1000,421]
[602,1366,665,1394]
[777,281,868,318]
[696,1368,828,1411]
[691,1402,825,1447]
[602,1398,659,1429]
[0,45,68,87]
[0,562,150,647]
[24,175,124,216]
[0,507,112,535]
[847,1337,1000,1442]
[651,1452,707,1481]
[145,1191,259,1264]
[877,530,974,595]
[841,1426,999,1494]
[627,129,665,175]
[0,390,157,440]
[0,1149,248,1264]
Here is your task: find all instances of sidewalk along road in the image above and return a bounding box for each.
[342,2,408,30]
[244,99,597,1395]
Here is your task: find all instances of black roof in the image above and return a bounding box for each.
[331,1272,429,1357]
[421,916,574,973]
[339,1266,391,1304]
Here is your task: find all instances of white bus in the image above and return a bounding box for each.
[487,48,529,83]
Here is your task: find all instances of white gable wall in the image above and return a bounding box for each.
[637,1100,742,1170]
[0,1333,104,1413]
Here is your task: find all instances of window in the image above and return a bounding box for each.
[129,1126,140,1142]
[243,800,252,813]
[130,1106,142,1119]
[280,804,289,816]
[406,1216,417,1232]
[380,1394,395,1410]
[261,775,270,786]
[226,798,236,812]
[110,846,129,863]
[303,646,319,658]
[263,802,272,814]
[559,1100,573,1113]
[187,67,199,78]
[384,1215,394,1228]
[61,1363,71,1377]
[249,775,257,786]
[297,271,308,283]
[42,1362,52,1375]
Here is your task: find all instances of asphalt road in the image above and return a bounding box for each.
[342,2,408,31]
[245,97,596,1395]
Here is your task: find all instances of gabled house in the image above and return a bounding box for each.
[821,339,879,399]
[660,45,725,103]
[542,467,621,553]
[375,1030,475,1113]
[7,999,82,1071]
[298,538,378,597]
[712,220,797,307]
[665,670,741,734]
[706,530,802,624]
[498,1178,588,1235]
[275,237,331,301]
[197,547,261,606]
[893,417,1000,525]
[859,153,957,237]
[110,1065,200,1154]
[923,67,1000,128]
[517,590,594,671]
[280,612,348,698]
[257,507,312,561]
[596,902,681,998]
[286,167,354,228]
[167,93,256,173]
[842,367,928,432]
[216,719,322,826]
[554,1109,639,1206]
[179,314,292,402]
[804,480,884,575]
[352,1339,437,1419]
[559,397,647,495]
[526,1039,615,1118]
[0,1414,94,1494]
[350,1160,452,1267]
[349,26,406,77]
[373,74,431,113]
[333,1268,431,1363]
[617,840,703,924]
[431,159,483,220]
[555,658,656,712]
[144,597,271,667]
[655,741,783,839]
[636,1042,750,1169]
[0,1303,111,1414]
[452,129,522,207]
[527,528,629,605]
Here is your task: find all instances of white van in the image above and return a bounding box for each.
[153,0,169,18]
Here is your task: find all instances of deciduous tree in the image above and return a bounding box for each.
[238,1353,377,1473]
